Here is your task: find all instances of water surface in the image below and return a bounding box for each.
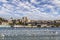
[0,27,60,40]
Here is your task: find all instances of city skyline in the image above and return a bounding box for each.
[0,0,60,20]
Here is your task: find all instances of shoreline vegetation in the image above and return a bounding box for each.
[0,17,60,28]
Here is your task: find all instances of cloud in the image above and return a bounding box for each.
[0,0,60,20]
[30,0,40,4]
[0,0,7,3]
[52,0,60,6]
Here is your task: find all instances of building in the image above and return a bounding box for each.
[22,17,28,22]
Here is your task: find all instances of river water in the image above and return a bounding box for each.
[0,27,60,40]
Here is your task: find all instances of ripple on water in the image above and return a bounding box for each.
[0,28,60,40]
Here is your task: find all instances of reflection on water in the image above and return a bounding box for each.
[0,27,60,40]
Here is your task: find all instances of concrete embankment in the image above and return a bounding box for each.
[0,25,10,27]
[14,25,37,28]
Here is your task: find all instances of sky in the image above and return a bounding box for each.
[0,0,60,20]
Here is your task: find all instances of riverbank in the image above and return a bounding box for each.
[0,25,37,28]
[0,25,10,27]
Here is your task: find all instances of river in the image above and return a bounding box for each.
[0,27,60,40]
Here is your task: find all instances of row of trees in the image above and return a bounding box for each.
[0,17,28,25]
[0,17,8,25]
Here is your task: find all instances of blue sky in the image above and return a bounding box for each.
[0,0,60,20]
